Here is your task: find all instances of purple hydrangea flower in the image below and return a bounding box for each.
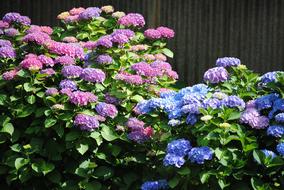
[141,180,169,190]
[204,98,221,109]
[118,13,145,27]
[203,67,229,84]
[38,54,54,67]
[3,13,31,25]
[163,154,185,168]
[74,114,99,131]
[126,117,145,131]
[186,114,198,125]
[59,79,77,90]
[55,55,75,65]
[80,68,106,83]
[0,39,12,47]
[267,125,284,138]
[144,29,161,39]
[22,32,51,45]
[151,61,172,70]
[96,54,113,64]
[0,46,16,58]
[111,33,129,44]
[78,7,101,20]
[69,91,97,106]
[95,102,118,118]
[188,146,213,164]
[61,65,83,78]
[95,35,113,48]
[166,139,191,157]
[248,116,269,129]
[2,69,18,80]
[4,28,19,36]
[104,93,119,105]
[131,62,161,77]
[0,20,9,28]
[216,57,241,67]
[112,29,135,38]
[277,143,284,156]
[45,88,59,96]
[156,27,175,38]
[275,113,284,123]
[115,72,144,85]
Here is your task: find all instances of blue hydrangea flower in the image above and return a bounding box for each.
[160,90,177,98]
[276,143,284,156]
[59,79,77,90]
[275,113,284,123]
[216,57,241,67]
[221,95,245,109]
[163,154,185,168]
[260,71,283,84]
[261,149,276,159]
[269,99,284,119]
[188,146,213,164]
[141,179,169,190]
[166,139,191,157]
[267,125,284,138]
[168,119,181,127]
[204,98,221,109]
[186,114,198,125]
[255,94,279,111]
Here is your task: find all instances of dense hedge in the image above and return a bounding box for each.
[0,5,283,190]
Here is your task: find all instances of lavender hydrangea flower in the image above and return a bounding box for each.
[260,71,279,84]
[248,116,269,129]
[95,35,113,48]
[216,57,241,67]
[45,88,59,96]
[3,13,31,25]
[131,62,161,77]
[168,119,181,127]
[59,79,77,90]
[0,39,12,47]
[267,125,284,138]
[0,46,16,58]
[141,180,169,190]
[144,29,161,40]
[95,102,118,118]
[188,146,213,164]
[111,33,129,44]
[111,29,135,38]
[240,108,260,124]
[276,143,284,156]
[78,7,101,20]
[61,65,83,78]
[74,114,99,131]
[203,67,229,84]
[118,13,145,27]
[275,113,284,123]
[126,117,145,130]
[128,127,153,143]
[55,55,75,65]
[115,72,143,85]
[80,68,106,83]
[96,54,113,64]
[163,154,185,168]
[4,28,19,37]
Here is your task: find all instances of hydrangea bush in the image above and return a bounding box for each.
[0,6,177,189]
[137,58,284,189]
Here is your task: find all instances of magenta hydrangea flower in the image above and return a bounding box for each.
[55,55,75,65]
[80,68,106,83]
[95,102,118,118]
[40,68,56,76]
[203,67,229,84]
[22,32,51,45]
[144,29,161,40]
[38,55,54,67]
[0,20,9,29]
[156,26,175,38]
[69,7,85,15]
[131,62,161,77]
[45,88,59,96]
[20,57,43,70]
[26,25,53,35]
[69,91,97,106]
[118,13,145,27]
[83,41,97,50]
[45,40,85,59]
[165,70,179,80]
[2,69,18,80]
[95,35,113,48]
[60,88,73,96]
[0,46,16,58]
[115,72,144,85]
[61,65,83,78]
[74,114,99,131]
[78,7,101,20]
[4,28,19,37]
[59,79,77,91]
[96,54,113,64]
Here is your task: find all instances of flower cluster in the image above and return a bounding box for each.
[141,180,168,190]
[126,117,153,143]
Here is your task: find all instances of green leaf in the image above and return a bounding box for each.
[177,167,191,175]
[168,176,180,188]
[76,32,89,40]
[100,124,118,141]
[65,131,80,141]
[44,118,57,128]
[76,143,89,155]
[16,105,35,118]
[0,94,7,105]
[94,166,113,179]
[162,48,174,58]
[2,123,14,136]
[228,111,241,120]
[90,131,103,146]
[85,181,102,190]
[130,95,144,102]
[26,95,36,104]
[15,158,29,170]
[23,83,34,92]
[31,160,55,175]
